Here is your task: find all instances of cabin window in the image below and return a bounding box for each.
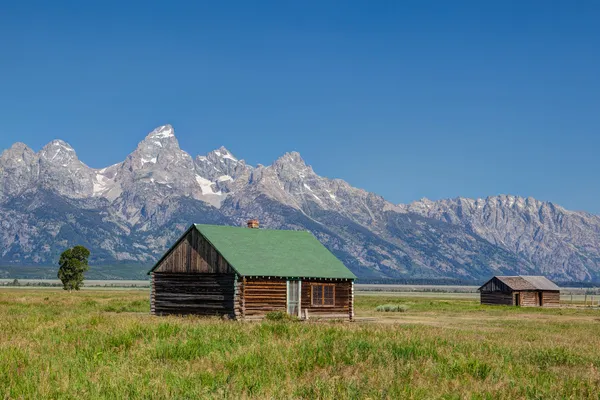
[311,283,335,306]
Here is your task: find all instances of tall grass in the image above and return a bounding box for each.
[1,289,599,399]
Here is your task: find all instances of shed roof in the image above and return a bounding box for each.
[151,224,356,280]
[483,275,560,291]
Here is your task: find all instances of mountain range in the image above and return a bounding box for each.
[1,124,599,282]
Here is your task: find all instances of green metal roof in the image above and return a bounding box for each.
[170,224,355,279]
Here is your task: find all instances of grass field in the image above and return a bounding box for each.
[1,289,600,399]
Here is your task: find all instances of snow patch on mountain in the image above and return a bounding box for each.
[148,125,174,139]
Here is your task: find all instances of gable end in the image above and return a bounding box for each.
[149,225,237,275]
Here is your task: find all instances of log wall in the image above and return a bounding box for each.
[481,289,560,307]
[243,278,287,319]
[151,272,235,316]
[542,291,560,307]
[238,278,354,320]
[153,228,233,274]
[480,291,514,306]
[516,291,540,307]
[301,280,352,320]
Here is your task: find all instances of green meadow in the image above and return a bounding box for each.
[1,289,600,399]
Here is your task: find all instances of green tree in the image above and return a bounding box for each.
[57,246,90,292]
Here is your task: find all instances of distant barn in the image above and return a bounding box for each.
[148,221,356,320]
[478,275,560,307]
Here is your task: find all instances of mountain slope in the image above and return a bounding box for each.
[1,124,599,282]
[403,196,600,282]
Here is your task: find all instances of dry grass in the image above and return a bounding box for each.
[1,289,600,399]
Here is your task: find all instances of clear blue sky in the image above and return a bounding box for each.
[1,1,599,213]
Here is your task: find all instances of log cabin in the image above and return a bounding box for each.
[148,221,356,320]
[478,275,560,307]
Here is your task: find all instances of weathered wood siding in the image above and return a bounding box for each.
[238,278,354,320]
[481,289,560,307]
[542,291,560,307]
[480,278,512,293]
[150,273,155,314]
[154,228,233,274]
[515,291,540,307]
[301,280,352,320]
[151,228,237,317]
[480,291,513,306]
[480,277,514,306]
[152,272,235,316]
[517,291,560,307]
[243,278,287,319]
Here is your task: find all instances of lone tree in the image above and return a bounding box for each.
[57,246,90,292]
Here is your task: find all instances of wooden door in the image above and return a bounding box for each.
[515,293,521,306]
[287,280,301,317]
[538,292,543,306]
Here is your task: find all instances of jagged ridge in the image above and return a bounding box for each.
[1,125,599,281]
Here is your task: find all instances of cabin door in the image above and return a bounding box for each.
[515,293,521,306]
[287,280,301,317]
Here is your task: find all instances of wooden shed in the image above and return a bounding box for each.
[478,275,560,307]
[148,222,356,320]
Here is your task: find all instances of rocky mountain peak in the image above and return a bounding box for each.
[110,125,229,217]
[146,124,175,140]
[212,146,238,161]
[39,140,79,165]
[275,151,305,165]
[0,143,39,199]
[0,142,37,169]
[270,151,315,187]
[195,146,249,185]
[126,125,188,171]
[34,140,96,199]
[2,142,34,157]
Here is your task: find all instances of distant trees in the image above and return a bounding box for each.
[57,246,90,292]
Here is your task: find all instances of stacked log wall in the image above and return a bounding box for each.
[152,273,235,316]
[243,278,287,319]
[541,291,560,307]
[150,273,156,315]
[151,228,238,317]
[241,278,354,320]
[233,276,244,319]
[301,280,352,319]
[515,291,539,307]
[481,290,560,307]
[480,291,514,306]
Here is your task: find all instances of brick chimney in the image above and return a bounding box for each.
[247,219,259,229]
